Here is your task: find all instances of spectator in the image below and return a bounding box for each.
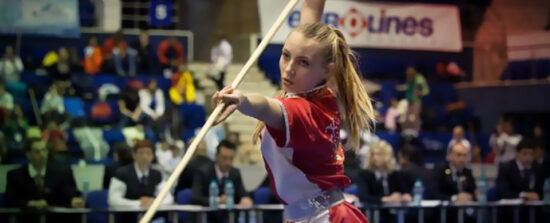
[102,30,126,59]
[357,141,412,205]
[139,79,166,137]
[489,119,522,163]
[155,138,183,179]
[45,47,74,90]
[131,30,153,74]
[0,46,24,86]
[397,144,430,187]
[496,138,544,200]
[384,98,400,133]
[118,86,143,127]
[533,124,547,154]
[447,125,472,159]
[496,139,545,223]
[169,65,196,105]
[209,36,232,90]
[433,141,476,202]
[103,142,133,189]
[113,41,137,76]
[433,141,477,223]
[83,36,103,75]
[41,85,69,128]
[175,137,213,193]
[5,140,84,221]
[0,81,14,113]
[191,140,253,222]
[108,139,173,221]
[2,104,28,161]
[356,140,411,223]
[397,66,429,137]
[157,36,184,72]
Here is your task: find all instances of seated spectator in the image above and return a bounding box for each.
[489,119,522,164]
[175,137,212,192]
[496,139,545,223]
[433,141,477,223]
[131,30,153,74]
[157,36,184,72]
[357,141,412,205]
[2,104,29,161]
[118,85,143,127]
[447,125,472,159]
[41,85,69,128]
[209,36,232,90]
[0,46,25,91]
[191,140,253,222]
[169,65,195,105]
[84,36,103,75]
[139,79,166,137]
[0,82,14,120]
[533,124,547,154]
[397,144,430,188]
[45,47,76,90]
[155,138,183,179]
[113,41,137,76]
[103,142,133,189]
[102,30,126,59]
[384,98,400,133]
[5,139,84,222]
[108,139,173,221]
[357,141,411,223]
[496,138,544,200]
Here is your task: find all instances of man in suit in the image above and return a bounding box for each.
[496,138,545,223]
[191,140,253,222]
[433,141,477,223]
[175,137,213,194]
[5,139,84,222]
[108,139,173,222]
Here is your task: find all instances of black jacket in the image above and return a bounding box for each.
[113,164,163,199]
[191,163,248,206]
[357,170,410,204]
[5,164,80,208]
[432,163,477,201]
[496,160,545,199]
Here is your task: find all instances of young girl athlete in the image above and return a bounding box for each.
[213,0,375,222]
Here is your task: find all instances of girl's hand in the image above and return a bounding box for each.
[212,86,244,125]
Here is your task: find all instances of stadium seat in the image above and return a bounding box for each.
[486,186,498,202]
[103,128,125,145]
[253,187,271,205]
[176,189,193,221]
[86,189,109,223]
[64,97,86,118]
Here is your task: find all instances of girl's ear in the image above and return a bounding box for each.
[326,61,336,77]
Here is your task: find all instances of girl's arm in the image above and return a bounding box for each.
[213,87,283,130]
[300,0,326,25]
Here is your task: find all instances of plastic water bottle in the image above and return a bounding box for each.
[477,179,487,204]
[225,179,235,210]
[413,179,424,205]
[209,180,219,209]
[543,178,550,203]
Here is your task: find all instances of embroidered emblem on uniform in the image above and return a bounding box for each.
[325,118,341,160]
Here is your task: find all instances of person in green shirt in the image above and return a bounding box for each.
[397,67,430,137]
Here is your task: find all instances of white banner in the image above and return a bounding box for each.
[258,0,462,52]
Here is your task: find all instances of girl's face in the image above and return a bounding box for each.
[279,31,330,93]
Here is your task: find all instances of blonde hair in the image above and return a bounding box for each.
[365,140,396,172]
[253,23,375,150]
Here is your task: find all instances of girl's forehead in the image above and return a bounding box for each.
[283,32,324,57]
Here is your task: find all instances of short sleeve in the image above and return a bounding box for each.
[265,97,315,148]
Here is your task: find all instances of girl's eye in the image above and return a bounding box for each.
[299,60,309,66]
[282,52,290,59]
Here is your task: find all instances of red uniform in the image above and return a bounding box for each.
[261,86,368,223]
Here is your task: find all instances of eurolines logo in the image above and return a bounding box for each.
[288,8,434,38]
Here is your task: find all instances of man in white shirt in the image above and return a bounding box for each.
[209,37,233,90]
[447,125,472,160]
[139,79,166,138]
[108,139,173,221]
[490,120,522,163]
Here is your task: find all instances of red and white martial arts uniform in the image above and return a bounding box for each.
[260,86,368,223]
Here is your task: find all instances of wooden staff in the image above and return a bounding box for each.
[139,0,300,222]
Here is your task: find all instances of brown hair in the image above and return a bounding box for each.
[133,139,154,153]
[253,23,375,150]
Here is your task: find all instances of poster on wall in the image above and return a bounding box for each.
[258,0,462,52]
[0,0,80,37]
